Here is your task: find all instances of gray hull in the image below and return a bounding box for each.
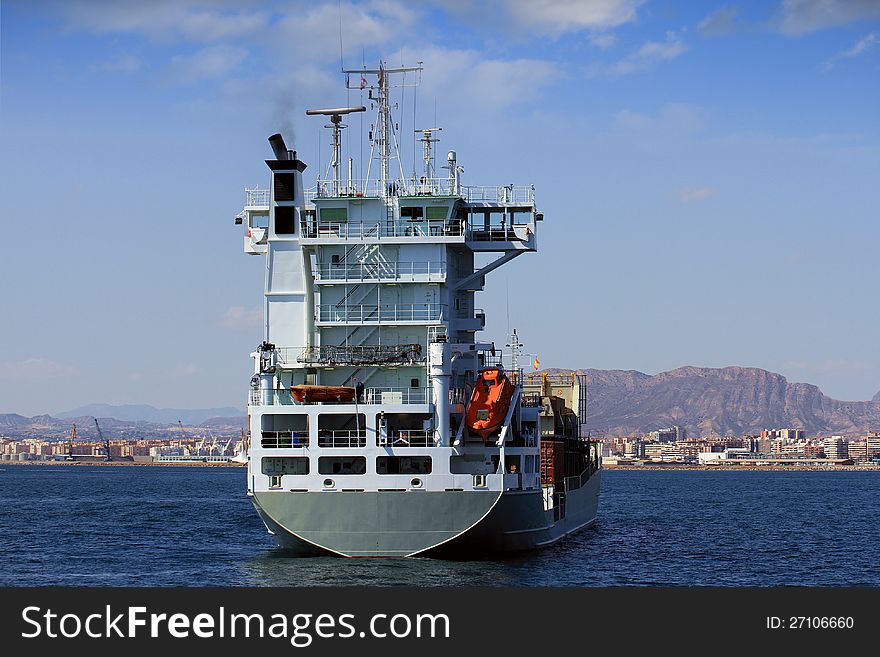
[253,470,600,558]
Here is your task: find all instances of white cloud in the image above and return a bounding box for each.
[779,0,880,35]
[506,0,644,35]
[222,306,262,329]
[56,0,270,43]
[0,358,80,381]
[414,47,560,111]
[678,186,717,203]
[171,44,248,81]
[613,103,704,133]
[601,31,688,76]
[589,33,618,49]
[823,31,877,69]
[97,53,143,74]
[697,6,740,36]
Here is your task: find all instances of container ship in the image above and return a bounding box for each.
[234,64,601,557]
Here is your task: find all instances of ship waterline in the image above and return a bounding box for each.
[253,472,601,558]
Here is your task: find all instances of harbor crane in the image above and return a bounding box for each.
[66,424,77,461]
[93,418,111,462]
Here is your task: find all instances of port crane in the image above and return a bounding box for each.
[66,424,77,461]
[93,418,112,462]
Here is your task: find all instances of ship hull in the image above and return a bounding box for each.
[252,470,600,558]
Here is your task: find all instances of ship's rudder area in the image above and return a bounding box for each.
[253,490,502,557]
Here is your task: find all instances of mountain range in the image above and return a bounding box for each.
[573,366,880,438]
[54,404,243,425]
[2,367,878,440]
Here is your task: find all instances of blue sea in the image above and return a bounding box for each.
[1,465,877,587]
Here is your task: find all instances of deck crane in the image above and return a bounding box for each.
[93,418,111,462]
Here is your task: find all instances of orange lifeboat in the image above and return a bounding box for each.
[465,367,515,439]
[290,385,356,403]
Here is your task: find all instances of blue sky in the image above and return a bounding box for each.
[1,0,878,416]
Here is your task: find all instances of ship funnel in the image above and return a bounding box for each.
[268,133,289,160]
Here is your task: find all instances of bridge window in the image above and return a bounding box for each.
[508,207,531,225]
[320,207,348,222]
[318,456,367,475]
[377,456,432,474]
[401,206,423,220]
[261,457,309,475]
[426,206,448,221]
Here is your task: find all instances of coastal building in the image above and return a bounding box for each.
[647,426,685,443]
[823,436,848,459]
[847,440,868,462]
[761,428,805,442]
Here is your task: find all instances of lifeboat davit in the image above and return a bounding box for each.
[465,367,515,439]
[290,385,356,403]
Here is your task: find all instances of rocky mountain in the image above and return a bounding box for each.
[575,366,880,438]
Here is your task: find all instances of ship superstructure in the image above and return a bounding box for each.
[235,64,600,557]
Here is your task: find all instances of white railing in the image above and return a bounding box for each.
[462,184,535,204]
[245,188,270,207]
[249,386,430,407]
[301,219,465,239]
[316,303,444,323]
[317,430,367,448]
[249,389,297,406]
[362,387,432,405]
[306,178,536,204]
[260,431,309,448]
[315,261,446,281]
[382,429,436,447]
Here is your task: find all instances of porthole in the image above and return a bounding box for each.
[411,478,423,488]
[323,478,335,488]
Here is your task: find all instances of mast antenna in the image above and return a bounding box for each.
[342,62,422,198]
[306,106,366,196]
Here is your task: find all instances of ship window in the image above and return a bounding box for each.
[318,456,366,475]
[377,456,432,475]
[509,208,531,225]
[274,173,296,201]
[320,207,348,222]
[426,206,448,221]
[251,212,269,229]
[401,206,423,221]
[410,378,419,388]
[261,457,309,476]
[275,206,296,234]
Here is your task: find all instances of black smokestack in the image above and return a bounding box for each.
[268,133,289,160]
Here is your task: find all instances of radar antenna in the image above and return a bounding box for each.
[305,106,366,196]
[415,127,441,193]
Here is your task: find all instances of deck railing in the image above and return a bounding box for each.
[245,188,270,207]
[316,303,444,323]
[260,431,309,448]
[381,429,436,447]
[315,261,446,281]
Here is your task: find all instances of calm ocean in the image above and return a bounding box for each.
[1,465,877,587]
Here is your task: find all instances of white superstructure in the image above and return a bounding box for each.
[234,64,599,557]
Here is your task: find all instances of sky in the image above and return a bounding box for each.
[1,0,879,416]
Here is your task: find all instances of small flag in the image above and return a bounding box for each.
[533,357,540,371]
[359,74,367,90]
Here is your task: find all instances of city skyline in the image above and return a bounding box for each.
[1,0,879,416]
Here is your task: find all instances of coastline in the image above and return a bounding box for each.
[0,460,245,467]
[605,463,880,472]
